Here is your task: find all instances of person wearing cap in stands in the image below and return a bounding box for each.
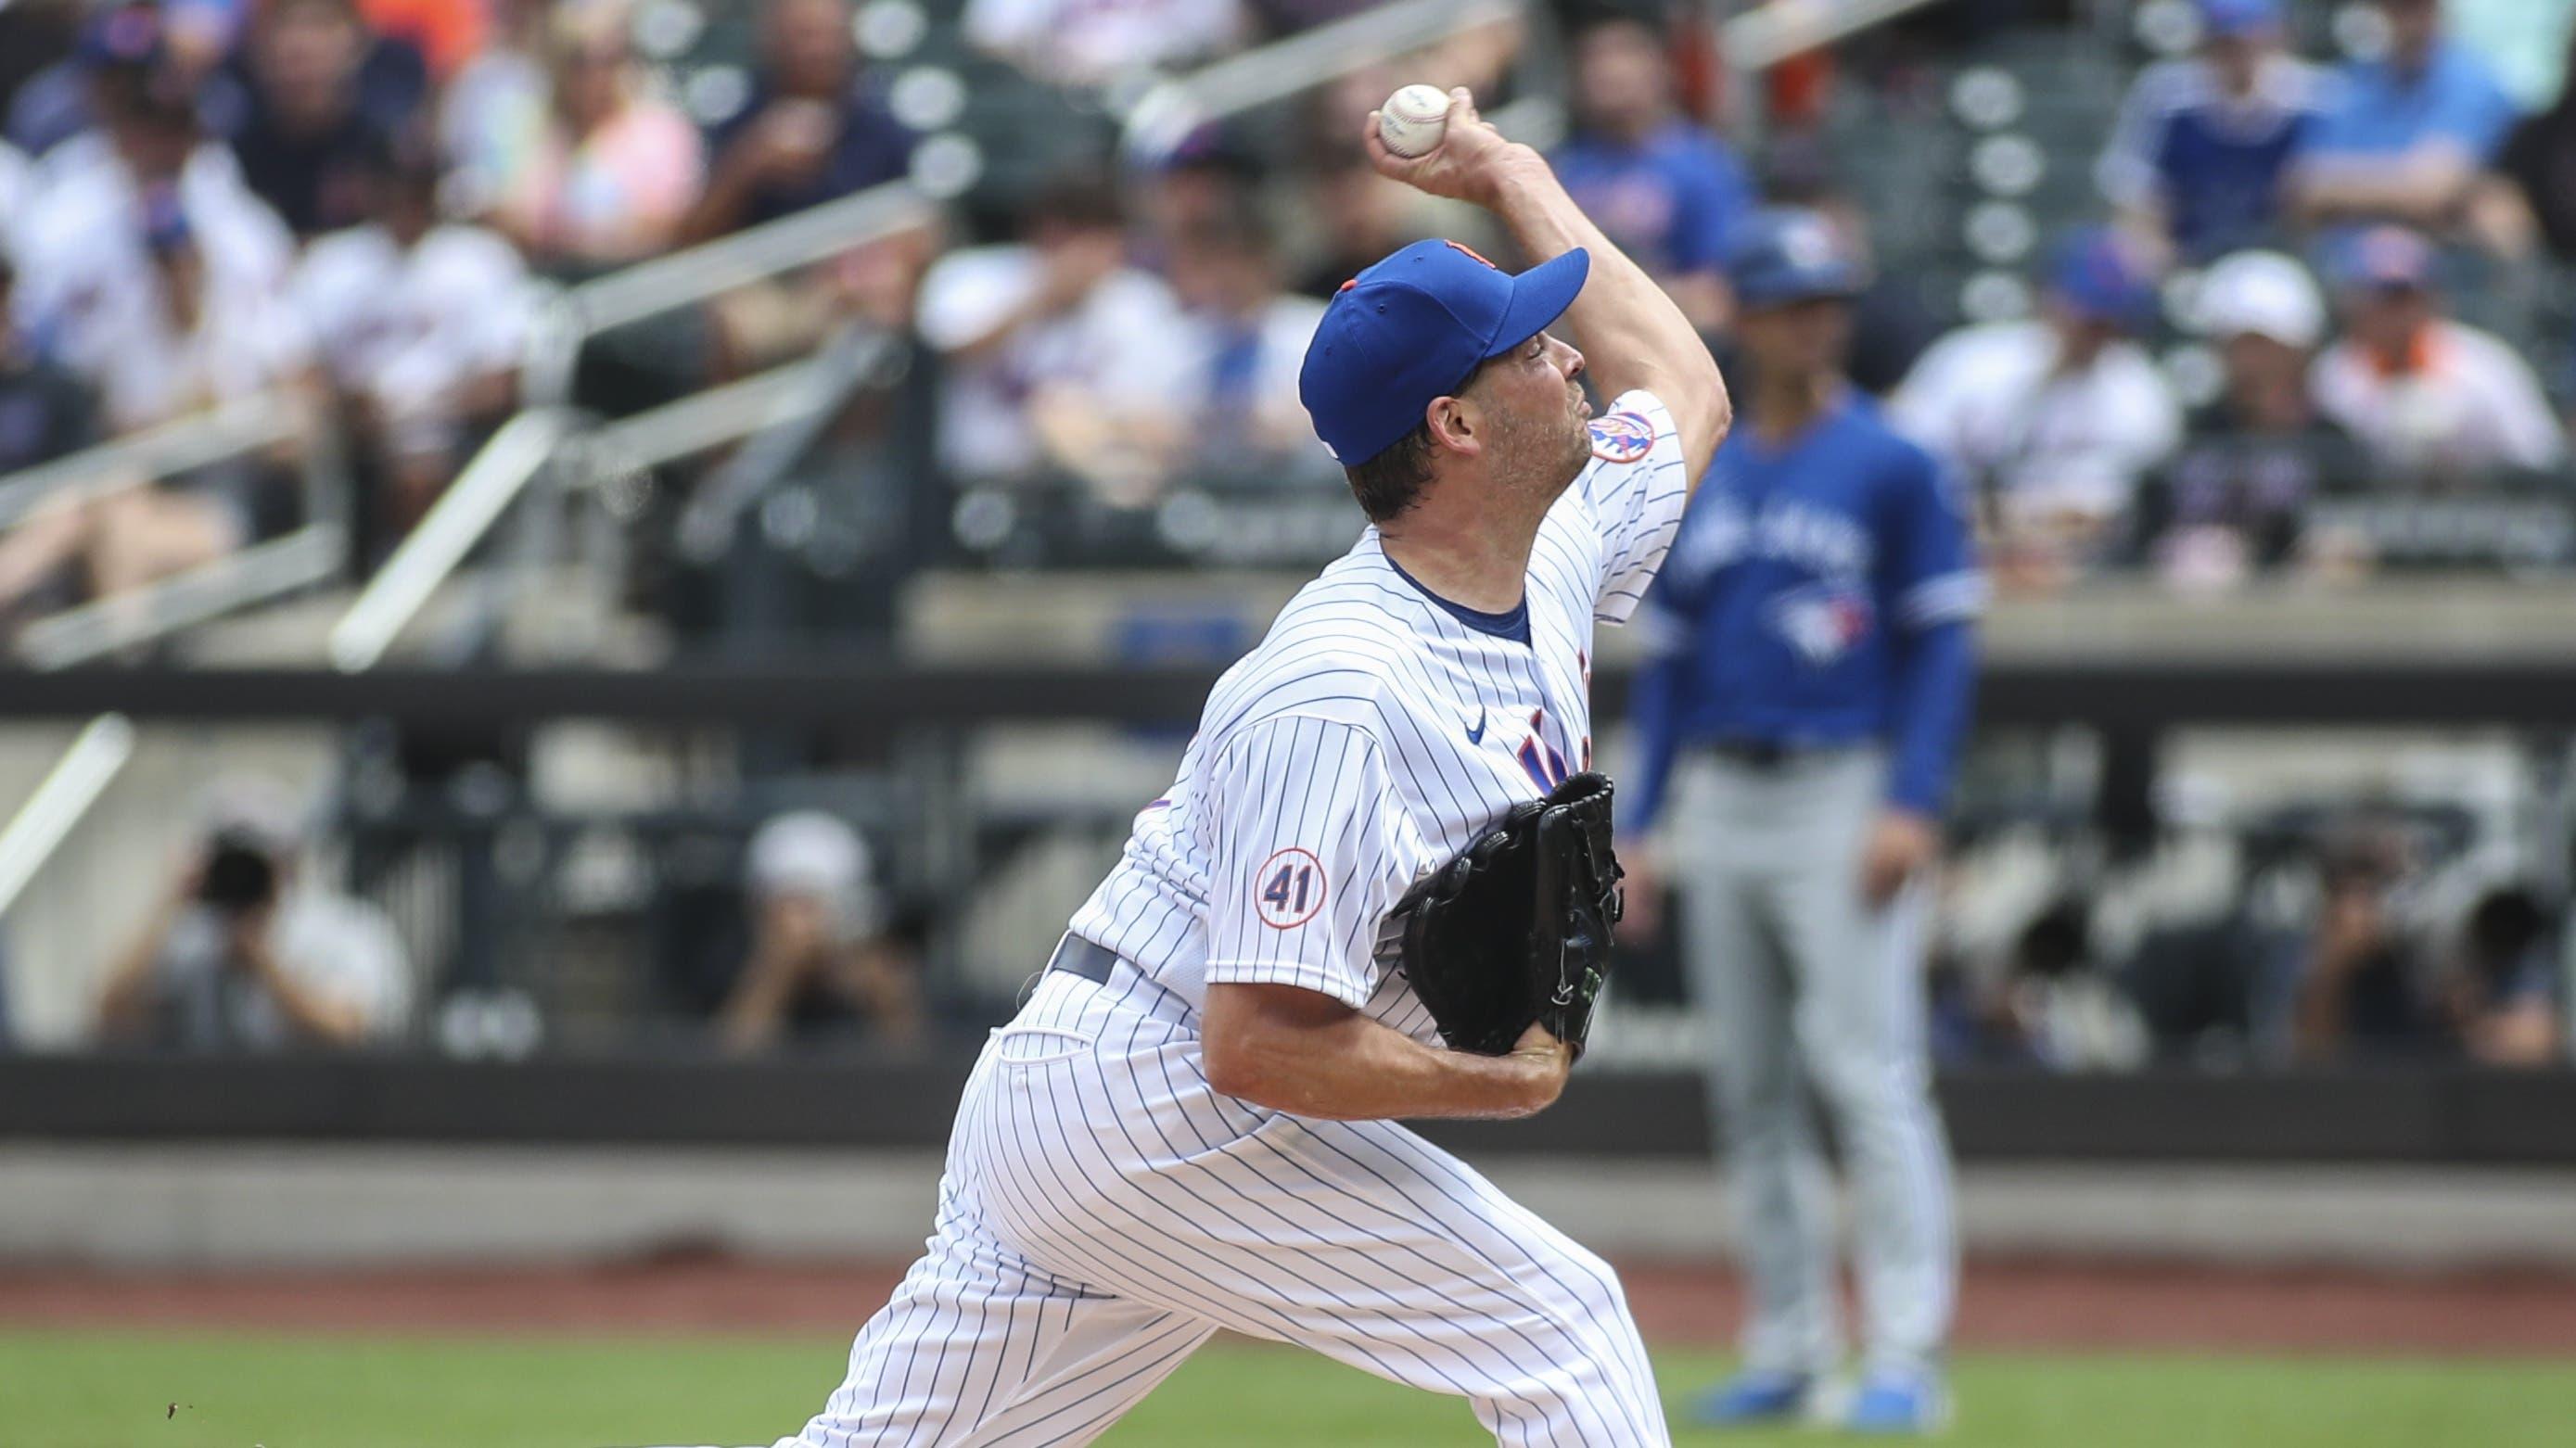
[2311,223,2562,477]
[716,810,925,1054]
[1889,226,2181,588]
[1621,209,1980,1436]
[2149,249,2367,584]
[2097,0,2329,266]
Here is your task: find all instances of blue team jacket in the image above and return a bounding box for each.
[1626,389,1984,832]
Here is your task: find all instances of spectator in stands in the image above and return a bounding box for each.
[16,77,311,438]
[2289,818,2442,1063]
[684,0,914,243]
[963,0,1246,91]
[210,0,427,238]
[2440,884,2562,1065]
[1890,228,2180,589]
[915,175,1188,494]
[2147,250,2365,586]
[6,0,227,160]
[2097,0,2328,267]
[718,811,923,1054]
[96,779,412,1051]
[2496,22,2576,261]
[2312,225,2562,477]
[2290,0,2524,245]
[1549,13,1753,335]
[297,131,530,540]
[1132,208,1333,490]
[465,0,704,272]
[439,0,545,190]
[0,250,107,636]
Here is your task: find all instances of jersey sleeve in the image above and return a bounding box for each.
[1880,442,1988,631]
[1201,714,1416,1010]
[1575,387,1691,625]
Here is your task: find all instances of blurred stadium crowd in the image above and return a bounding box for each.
[0,0,2569,1069]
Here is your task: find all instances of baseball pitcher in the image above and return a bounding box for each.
[767,90,1728,1446]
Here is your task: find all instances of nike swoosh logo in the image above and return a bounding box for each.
[1465,708,1487,744]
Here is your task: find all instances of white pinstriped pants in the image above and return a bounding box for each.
[775,963,1671,1446]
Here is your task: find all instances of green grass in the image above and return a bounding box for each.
[5,1330,2573,1447]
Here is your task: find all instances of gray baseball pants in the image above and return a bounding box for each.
[1673,746,1957,1378]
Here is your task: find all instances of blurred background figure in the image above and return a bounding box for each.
[914,174,1184,496]
[2441,884,2562,1066]
[963,0,1246,91]
[1117,207,1332,493]
[2147,248,2361,587]
[2311,225,2562,478]
[210,0,428,238]
[94,778,411,1051]
[1890,227,2178,591]
[717,811,924,1055]
[2097,0,2327,268]
[464,0,704,272]
[2288,817,2442,1064]
[2289,0,2522,248]
[1625,210,1981,1435]
[295,130,531,551]
[1549,11,1753,336]
[683,0,914,244]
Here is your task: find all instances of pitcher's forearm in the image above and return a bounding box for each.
[1202,983,1563,1121]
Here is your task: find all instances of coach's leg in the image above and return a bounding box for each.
[1772,756,1957,1378]
[1676,768,1840,1381]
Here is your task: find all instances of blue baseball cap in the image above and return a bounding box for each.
[2332,224,2438,291]
[1299,238,1590,466]
[79,2,168,71]
[1725,209,1861,310]
[2048,226,2157,330]
[2199,0,2281,36]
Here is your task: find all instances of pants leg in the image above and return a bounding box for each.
[1676,776,1840,1378]
[969,980,1673,1446]
[1765,760,1958,1376]
[780,1043,1218,1448]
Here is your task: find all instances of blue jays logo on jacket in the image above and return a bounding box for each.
[1766,581,1875,666]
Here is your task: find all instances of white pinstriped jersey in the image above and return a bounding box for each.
[1066,389,1689,1044]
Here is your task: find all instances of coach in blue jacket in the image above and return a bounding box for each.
[1623,210,1983,1435]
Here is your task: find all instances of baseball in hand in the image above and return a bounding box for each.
[1377,84,1452,159]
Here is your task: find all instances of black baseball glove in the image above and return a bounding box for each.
[1389,771,1624,1059]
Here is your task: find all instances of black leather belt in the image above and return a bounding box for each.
[1707,739,1800,769]
[1047,934,1119,984]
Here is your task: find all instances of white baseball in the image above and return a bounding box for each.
[1377,84,1453,159]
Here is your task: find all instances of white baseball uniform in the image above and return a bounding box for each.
[778,389,1690,1447]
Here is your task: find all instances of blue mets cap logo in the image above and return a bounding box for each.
[1588,411,1654,464]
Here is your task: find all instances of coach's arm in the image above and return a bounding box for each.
[1366,89,1730,485]
[1202,983,1571,1122]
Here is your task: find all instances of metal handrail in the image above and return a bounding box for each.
[0,391,302,531]
[558,182,935,341]
[328,408,573,673]
[1119,0,1520,161]
[17,525,346,669]
[325,182,936,671]
[0,714,134,921]
[1725,0,1953,71]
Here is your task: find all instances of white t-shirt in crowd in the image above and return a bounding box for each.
[916,244,1188,482]
[149,892,414,1051]
[2312,319,2566,476]
[14,139,309,431]
[1889,319,2183,525]
[1165,293,1332,465]
[297,222,532,449]
[963,0,1246,86]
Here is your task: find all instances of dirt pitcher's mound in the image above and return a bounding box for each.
[6,1255,2572,1354]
